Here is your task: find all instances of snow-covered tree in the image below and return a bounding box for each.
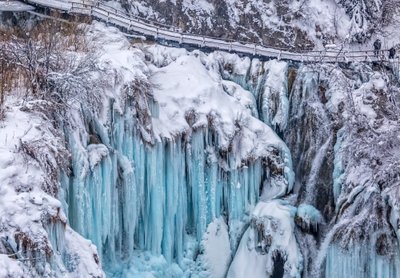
[337,0,383,41]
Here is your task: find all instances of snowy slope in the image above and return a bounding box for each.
[0,100,103,277]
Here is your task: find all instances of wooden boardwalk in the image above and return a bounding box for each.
[2,0,399,64]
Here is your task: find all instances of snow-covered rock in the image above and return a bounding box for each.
[0,101,103,277]
[228,200,302,278]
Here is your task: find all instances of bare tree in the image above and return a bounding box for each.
[0,16,109,119]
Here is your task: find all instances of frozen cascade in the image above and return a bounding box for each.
[304,135,332,204]
[0,24,302,277]
[211,53,290,133]
[258,60,290,132]
[54,32,400,277]
[62,103,277,273]
[332,127,345,203]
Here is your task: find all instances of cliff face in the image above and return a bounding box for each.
[106,0,400,50]
[108,0,343,50]
[284,62,400,277]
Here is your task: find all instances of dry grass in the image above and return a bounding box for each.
[0,12,90,113]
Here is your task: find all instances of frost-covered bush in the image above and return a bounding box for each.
[1,17,108,119]
[18,102,71,196]
[123,78,156,144]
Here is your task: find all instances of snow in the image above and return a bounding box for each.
[182,0,214,14]
[227,200,302,278]
[24,0,71,11]
[299,0,351,45]
[107,251,184,278]
[0,1,34,11]
[0,255,25,278]
[146,45,291,166]
[0,99,103,277]
[201,218,231,278]
[87,144,109,170]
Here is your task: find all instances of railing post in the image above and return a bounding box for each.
[253,44,256,55]
[202,36,205,47]
[179,34,183,45]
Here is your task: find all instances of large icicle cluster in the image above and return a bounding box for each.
[59,23,295,276]
[325,244,400,277]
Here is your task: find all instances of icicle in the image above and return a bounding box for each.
[325,245,400,278]
[332,127,345,203]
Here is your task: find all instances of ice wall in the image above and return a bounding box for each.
[60,24,400,277]
[60,38,296,276]
[63,104,269,271]
[286,63,400,278]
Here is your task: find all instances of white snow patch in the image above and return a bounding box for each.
[227,200,302,278]
[87,144,109,170]
[201,218,231,278]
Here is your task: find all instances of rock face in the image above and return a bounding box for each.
[285,63,400,277]
[107,0,400,50]
[110,0,323,50]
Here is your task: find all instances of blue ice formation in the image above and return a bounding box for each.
[61,103,283,273]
